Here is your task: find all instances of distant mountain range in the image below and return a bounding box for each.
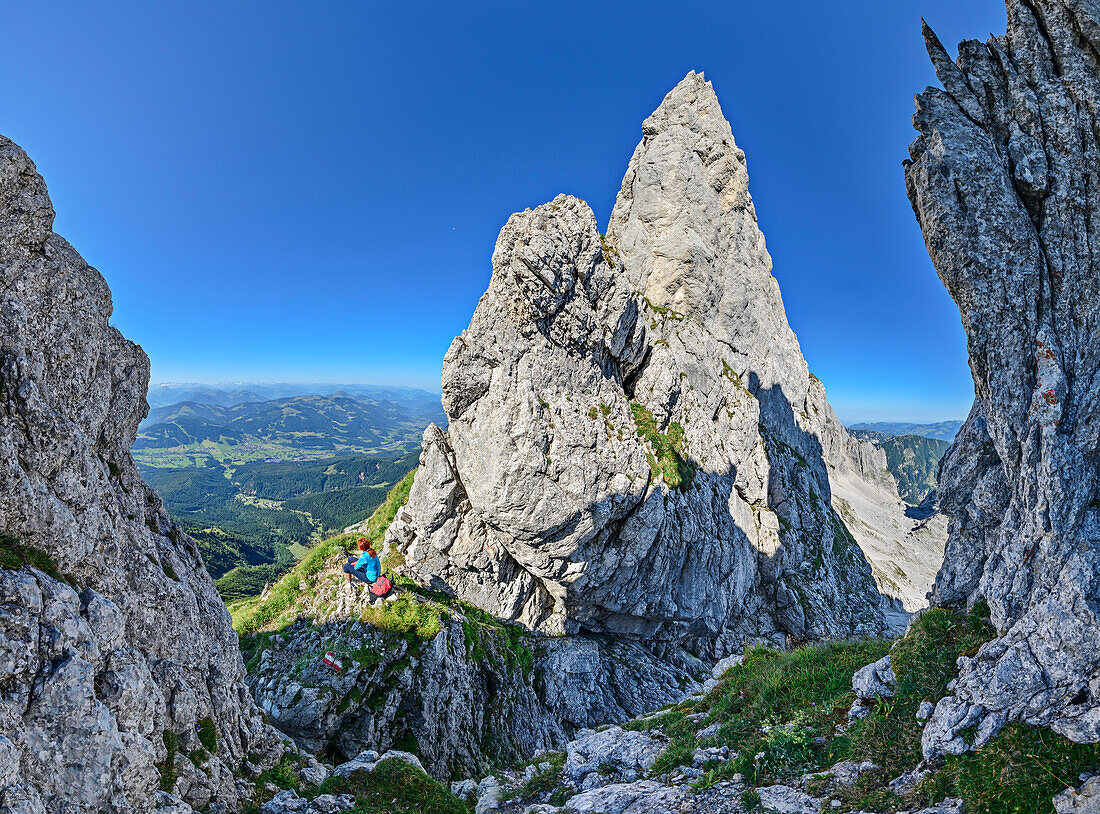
[133,388,439,593]
[146,381,442,412]
[137,391,445,454]
[848,420,963,442]
[850,430,952,504]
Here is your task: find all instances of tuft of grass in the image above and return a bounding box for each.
[845,603,996,778]
[196,716,217,753]
[0,535,75,585]
[310,759,468,814]
[599,233,620,268]
[254,753,303,792]
[157,730,179,792]
[928,724,1100,814]
[629,403,696,490]
[361,594,442,642]
[504,751,567,801]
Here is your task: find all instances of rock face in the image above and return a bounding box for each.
[0,136,277,812]
[243,578,700,780]
[386,71,942,658]
[905,2,1100,754]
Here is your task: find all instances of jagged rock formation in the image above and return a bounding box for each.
[0,136,278,812]
[905,1,1100,755]
[243,568,699,779]
[386,71,943,658]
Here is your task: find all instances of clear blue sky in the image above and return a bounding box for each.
[0,1,1004,423]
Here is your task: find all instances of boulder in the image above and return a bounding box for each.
[564,726,666,783]
[1053,775,1100,813]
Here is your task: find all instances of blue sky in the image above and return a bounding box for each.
[0,1,1004,423]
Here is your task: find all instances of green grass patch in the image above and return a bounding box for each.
[361,594,443,642]
[197,716,218,753]
[157,730,179,792]
[599,233,620,268]
[925,724,1100,814]
[311,759,468,814]
[843,604,996,779]
[504,751,567,801]
[0,535,72,584]
[629,403,696,490]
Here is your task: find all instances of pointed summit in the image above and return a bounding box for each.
[608,71,805,403]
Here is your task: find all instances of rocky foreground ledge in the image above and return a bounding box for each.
[234,603,1100,814]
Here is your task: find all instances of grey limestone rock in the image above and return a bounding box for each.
[756,784,820,814]
[246,607,698,780]
[905,1,1100,755]
[0,135,279,812]
[1053,775,1100,814]
[852,655,896,700]
[562,779,693,814]
[387,72,942,663]
[563,725,666,784]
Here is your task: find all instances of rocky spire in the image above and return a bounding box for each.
[608,70,810,407]
[387,73,940,659]
[0,136,279,812]
[906,0,1100,755]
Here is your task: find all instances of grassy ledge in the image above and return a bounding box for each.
[245,754,468,814]
[624,604,1099,813]
[0,535,79,587]
[630,402,696,490]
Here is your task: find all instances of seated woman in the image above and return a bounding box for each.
[344,537,381,585]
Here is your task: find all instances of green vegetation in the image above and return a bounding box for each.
[599,233,620,268]
[361,593,442,642]
[142,463,314,576]
[233,451,419,499]
[629,402,696,490]
[629,603,1099,813]
[244,757,469,814]
[639,292,684,320]
[157,730,179,792]
[504,752,567,802]
[134,391,433,595]
[0,536,75,585]
[849,431,951,504]
[282,484,389,531]
[626,639,891,782]
[197,717,218,753]
[214,562,290,602]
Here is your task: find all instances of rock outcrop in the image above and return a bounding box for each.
[241,559,700,780]
[905,1,1100,754]
[0,136,278,812]
[386,71,942,659]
